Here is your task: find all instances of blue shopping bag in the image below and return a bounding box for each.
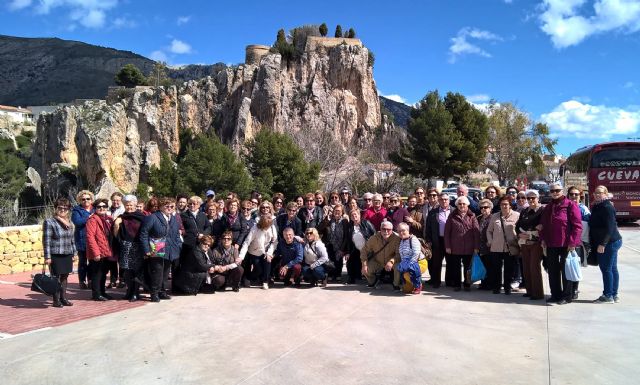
[470,253,486,282]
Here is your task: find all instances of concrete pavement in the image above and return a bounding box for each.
[1,228,639,385]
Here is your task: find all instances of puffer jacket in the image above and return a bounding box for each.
[71,205,92,251]
[86,213,114,261]
[444,209,480,255]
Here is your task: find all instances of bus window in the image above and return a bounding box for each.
[591,148,640,168]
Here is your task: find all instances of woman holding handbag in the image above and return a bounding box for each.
[515,190,545,300]
[42,198,77,308]
[486,196,520,295]
[86,198,115,301]
[589,185,623,304]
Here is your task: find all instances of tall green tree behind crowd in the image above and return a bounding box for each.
[244,129,320,199]
[390,90,488,179]
[485,102,556,184]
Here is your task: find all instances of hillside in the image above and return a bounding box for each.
[379,96,412,128]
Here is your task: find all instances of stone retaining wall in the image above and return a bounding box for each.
[0,225,45,275]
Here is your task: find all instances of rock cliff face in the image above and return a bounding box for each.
[30,41,381,198]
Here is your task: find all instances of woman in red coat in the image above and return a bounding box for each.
[86,198,114,301]
[444,196,480,291]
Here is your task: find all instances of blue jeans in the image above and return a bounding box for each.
[598,239,622,298]
[302,264,326,282]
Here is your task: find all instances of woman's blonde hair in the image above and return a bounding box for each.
[305,227,319,240]
[76,190,94,203]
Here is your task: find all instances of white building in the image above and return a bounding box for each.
[0,105,33,124]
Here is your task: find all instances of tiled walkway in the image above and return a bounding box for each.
[0,271,145,336]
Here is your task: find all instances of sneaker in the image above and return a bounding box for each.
[411,287,422,295]
[593,295,614,304]
[262,283,269,290]
[556,299,568,305]
[614,295,620,303]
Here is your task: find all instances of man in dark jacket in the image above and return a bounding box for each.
[298,193,324,232]
[425,193,452,288]
[275,228,304,286]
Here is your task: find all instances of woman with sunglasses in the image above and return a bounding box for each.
[276,202,303,240]
[139,197,183,302]
[539,183,582,305]
[302,227,330,287]
[71,190,94,290]
[239,202,278,290]
[272,193,285,216]
[476,199,494,290]
[298,193,324,233]
[567,186,591,299]
[589,185,623,304]
[43,197,76,307]
[515,190,544,300]
[86,198,115,301]
[385,193,410,231]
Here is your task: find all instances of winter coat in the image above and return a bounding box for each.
[276,213,303,239]
[486,210,520,255]
[362,207,388,231]
[297,206,324,232]
[360,232,400,265]
[86,214,114,261]
[425,206,452,255]
[589,200,622,247]
[71,205,92,252]
[180,210,210,248]
[173,247,212,294]
[139,211,183,261]
[343,219,376,255]
[275,240,304,268]
[539,196,582,248]
[386,206,410,231]
[444,209,480,255]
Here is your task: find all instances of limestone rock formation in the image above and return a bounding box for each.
[30,39,381,198]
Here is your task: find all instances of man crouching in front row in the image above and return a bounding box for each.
[360,220,401,290]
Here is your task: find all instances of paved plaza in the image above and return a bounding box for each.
[1,228,639,385]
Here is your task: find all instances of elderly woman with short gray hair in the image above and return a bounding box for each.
[396,222,423,294]
[444,195,480,291]
[113,195,146,301]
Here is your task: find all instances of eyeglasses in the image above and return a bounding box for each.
[526,197,537,200]
[96,205,107,209]
[381,228,393,232]
[57,206,70,211]
[165,205,175,209]
[222,237,232,241]
[480,206,491,209]
[331,196,340,200]
[486,191,496,195]
[390,199,399,203]
[81,197,92,201]
[383,196,390,199]
[550,189,562,193]
[428,193,437,197]
[568,193,580,197]
[188,202,198,206]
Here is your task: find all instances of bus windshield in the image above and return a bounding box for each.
[591,148,640,168]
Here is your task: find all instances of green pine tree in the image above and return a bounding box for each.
[114,64,147,88]
[319,23,328,37]
[334,25,343,38]
[244,129,320,199]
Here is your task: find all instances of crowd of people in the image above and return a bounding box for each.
[41,183,623,307]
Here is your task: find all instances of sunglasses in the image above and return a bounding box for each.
[275,201,283,204]
[526,197,537,200]
[428,194,437,197]
[222,237,232,241]
[383,196,390,199]
[480,206,491,209]
[568,193,580,196]
[260,206,270,209]
[96,205,107,209]
[550,189,562,193]
[57,206,70,210]
[305,232,314,235]
[82,197,92,201]
[507,191,517,195]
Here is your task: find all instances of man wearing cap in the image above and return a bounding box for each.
[200,189,216,213]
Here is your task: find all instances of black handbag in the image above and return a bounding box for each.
[31,266,61,296]
[587,248,599,266]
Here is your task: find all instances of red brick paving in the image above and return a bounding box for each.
[0,271,145,335]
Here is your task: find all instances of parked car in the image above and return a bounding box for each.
[530,181,551,204]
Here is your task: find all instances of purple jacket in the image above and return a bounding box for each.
[386,207,410,231]
[539,196,582,248]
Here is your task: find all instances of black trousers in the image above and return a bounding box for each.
[450,254,472,288]
[346,249,362,282]
[428,237,446,287]
[104,260,118,284]
[546,247,573,301]
[147,257,171,295]
[89,259,108,299]
[124,265,144,298]
[490,252,514,291]
[479,253,493,289]
[326,244,344,279]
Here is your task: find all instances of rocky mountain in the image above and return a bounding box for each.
[379,96,412,128]
[29,36,382,198]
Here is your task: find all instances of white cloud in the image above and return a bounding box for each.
[149,50,168,62]
[624,81,635,88]
[466,94,491,103]
[169,39,192,54]
[539,0,640,49]
[381,94,408,104]
[448,27,503,63]
[177,15,191,25]
[112,16,136,29]
[540,100,640,139]
[7,0,32,11]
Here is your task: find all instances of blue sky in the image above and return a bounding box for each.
[2,0,640,156]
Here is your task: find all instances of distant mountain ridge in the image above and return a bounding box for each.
[379,96,411,128]
[0,35,228,106]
